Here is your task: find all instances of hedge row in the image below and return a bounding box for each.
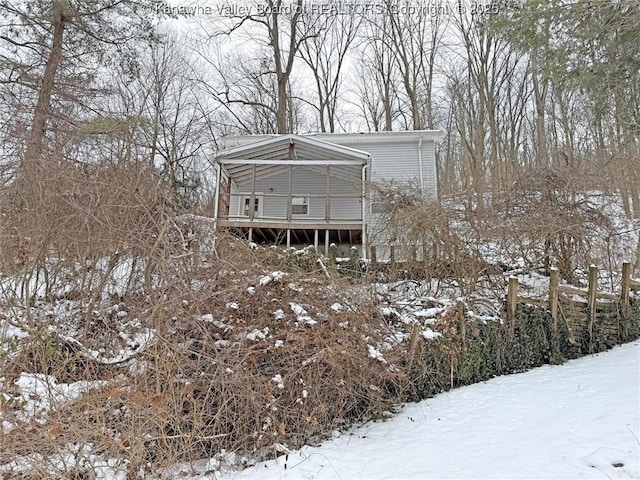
[409,301,640,400]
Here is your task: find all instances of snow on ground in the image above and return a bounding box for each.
[1,373,107,434]
[212,341,640,480]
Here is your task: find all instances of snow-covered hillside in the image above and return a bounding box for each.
[1,191,638,479]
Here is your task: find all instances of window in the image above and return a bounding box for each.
[241,196,261,217]
[370,202,386,214]
[370,192,386,214]
[291,196,309,215]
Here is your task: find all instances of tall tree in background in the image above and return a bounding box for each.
[200,49,281,135]
[299,10,361,132]
[353,16,400,132]
[207,0,318,134]
[121,36,213,207]
[382,0,445,130]
[65,31,217,208]
[492,0,640,216]
[0,0,165,170]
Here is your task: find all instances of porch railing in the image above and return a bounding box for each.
[218,192,363,223]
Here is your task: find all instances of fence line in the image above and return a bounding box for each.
[506,262,639,351]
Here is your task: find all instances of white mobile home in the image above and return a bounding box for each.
[213,130,442,257]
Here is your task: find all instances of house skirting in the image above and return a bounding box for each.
[218,225,363,254]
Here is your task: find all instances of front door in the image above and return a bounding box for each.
[240,194,263,219]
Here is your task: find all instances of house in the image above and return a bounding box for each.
[212,130,442,258]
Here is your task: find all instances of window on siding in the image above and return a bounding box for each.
[370,202,386,214]
[369,191,386,214]
[291,196,309,215]
[242,196,260,217]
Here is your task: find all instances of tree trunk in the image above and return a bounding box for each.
[531,54,548,167]
[276,74,288,133]
[630,182,640,219]
[23,0,68,166]
[383,80,393,131]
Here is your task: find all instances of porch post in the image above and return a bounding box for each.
[325,229,329,255]
[213,163,222,225]
[249,164,256,221]
[287,164,293,221]
[325,165,330,222]
[361,164,367,260]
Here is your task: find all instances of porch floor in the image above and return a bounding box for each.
[221,226,362,248]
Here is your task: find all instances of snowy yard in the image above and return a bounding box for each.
[213,341,639,480]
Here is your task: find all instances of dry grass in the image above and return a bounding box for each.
[0,245,407,477]
[1,161,635,478]
[487,167,616,280]
[0,162,173,270]
[0,163,408,477]
[369,181,501,293]
[370,167,631,287]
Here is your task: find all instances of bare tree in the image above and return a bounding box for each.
[198,49,280,134]
[0,0,165,169]
[381,0,446,130]
[352,17,400,132]
[205,0,317,134]
[492,0,640,217]
[445,12,527,208]
[298,10,362,132]
[67,33,216,208]
[124,36,214,207]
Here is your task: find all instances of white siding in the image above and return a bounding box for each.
[366,142,422,184]
[420,140,437,198]
[321,137,438,199]
[319,138,438,247]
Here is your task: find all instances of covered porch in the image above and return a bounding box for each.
[213,134,370,255]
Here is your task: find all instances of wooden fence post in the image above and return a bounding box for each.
[406,323,421,372]
[507,276,518,319]
[587,265,598,351]
[370,245,377,266]
[549,268,559,331]
[621,262,630,312]
[506,276,519,338]
[389,245,397,280]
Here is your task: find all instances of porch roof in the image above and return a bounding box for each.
[215,134,371,184]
